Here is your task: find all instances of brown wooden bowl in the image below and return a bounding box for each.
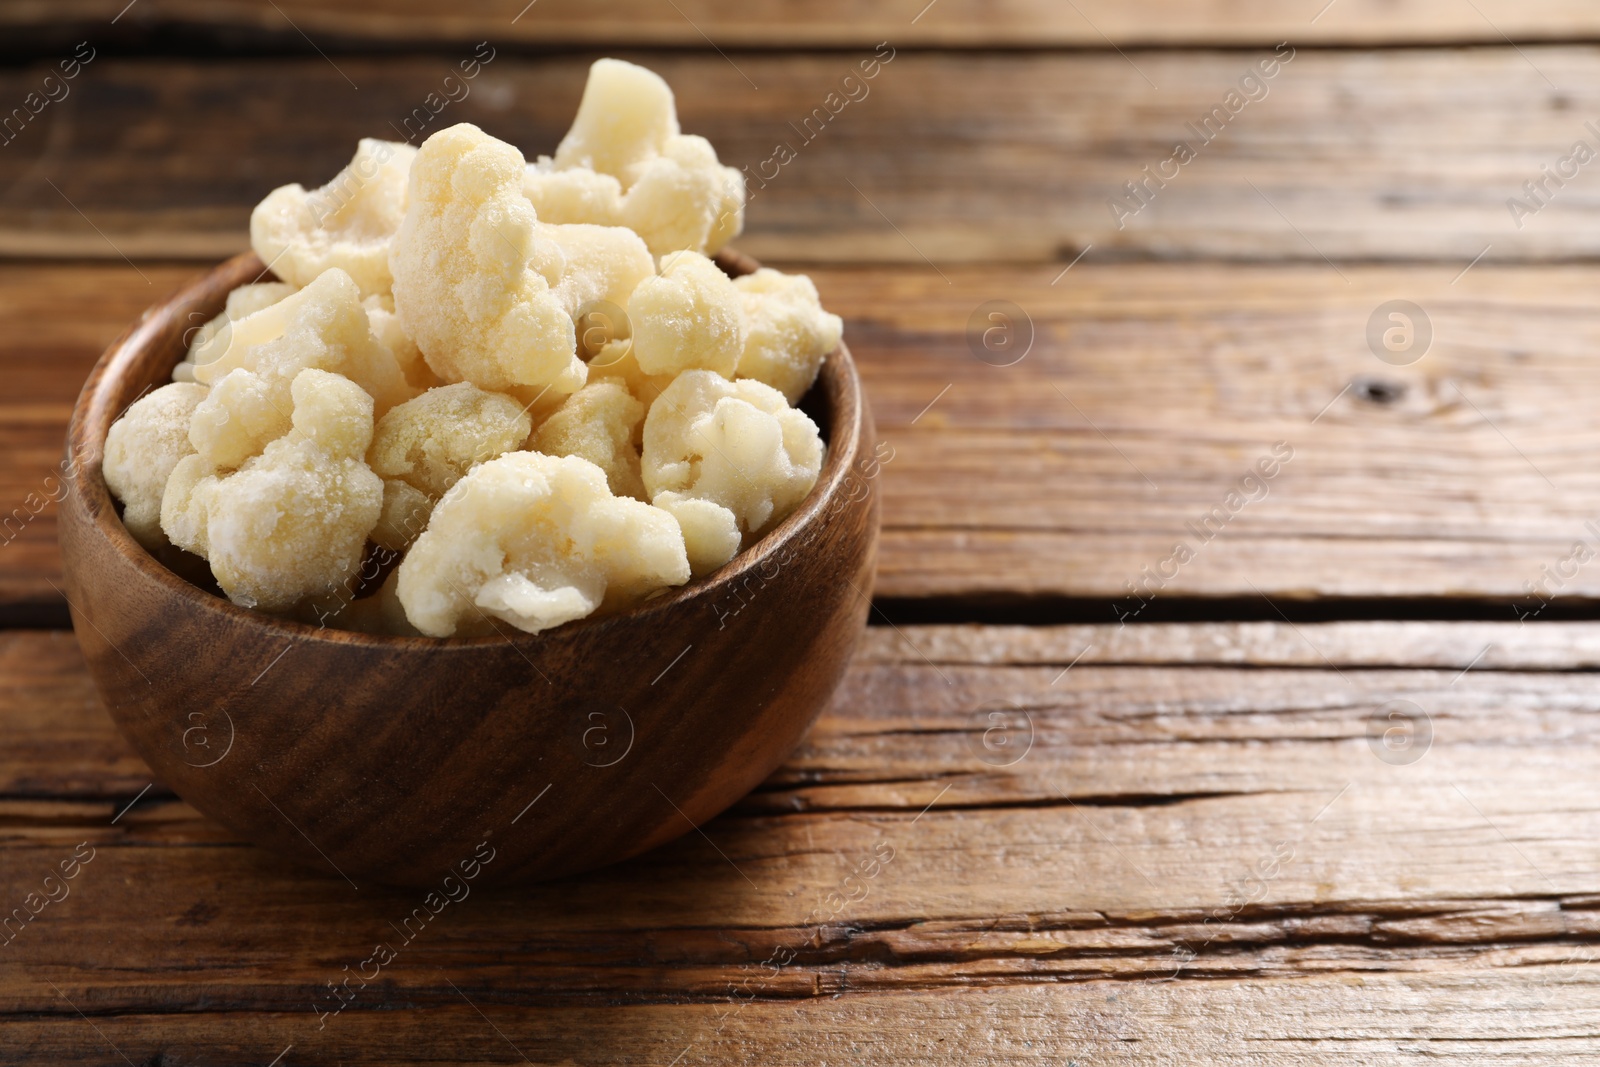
[57,251,878,888]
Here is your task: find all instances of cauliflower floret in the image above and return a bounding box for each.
[367,382,533,548]
[395,451,690,637]
[642,370,823,573]
[734,268,842,404]
[628,251,743,378]
[188,268,413,468]
[532,221,655,329]
[589,339,674,407]
[620,134,745,260]
[102,382,209,550]
[530,379,646,500]
[250,139,417,299]
[389,123,585,397]
[363,293,441,392]
[541,58,745,257]
[177,282,297,382]
[523,163,623,227]
[161,369,383,611]
[554,58,679,184]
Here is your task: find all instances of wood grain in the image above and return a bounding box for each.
[7,0,1600,49]
[3,49,1600,264]
[11,262,1600,611]
[4,621,1600,1064]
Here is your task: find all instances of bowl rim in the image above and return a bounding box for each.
[64,250,867,650]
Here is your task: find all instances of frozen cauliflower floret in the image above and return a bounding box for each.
[178,282,298,382]
[620,134,745,259]
[589,339,674,407]
[161,369,383,611]
[396,451,690,637]
[367,382,532,546]
[373,478,434,553]
[629,251,743,378]
[530,379,646,500]
[102,382,209,550]
[523,163,623,227]
[363,293,440,391]
[652,491,742,577]
[554,58,679,185]
[251,139,417,299]
[734,268,842,404]
[189,268,413,467]
[642,370,823,572]
[544,58,745,257]
[390,124,585,397]
[532,221,655,329]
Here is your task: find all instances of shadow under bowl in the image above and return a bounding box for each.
[57,251,879,888]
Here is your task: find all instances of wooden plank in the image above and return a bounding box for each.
[3,49,1600,263]
[8,0,1600,49]
[11,262,1600,609]
[4,970,1600,1066]
[5,622,1600,1019]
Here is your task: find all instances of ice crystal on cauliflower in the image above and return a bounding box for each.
[161,369,383,612]
[641,370,823,575]
[103,382,209,550]
[395,451,689,637]
[251,139,417,300]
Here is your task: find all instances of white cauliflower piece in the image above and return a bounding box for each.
[642,370,823,573]
[367,382,533,548]
[542,58,745,257]
[530,379,646,500]
[177,282,297,382]
[250,138,417,299]
[363,293,441,392]
[161,369,383,611]
[102,382,209,550]
[396,451,690,637]
[734,268,843,404]
[628,251,743,378]
[620,134,745,260]
[389,123,585,397]
[532,221,655,329]
[589,339,674,407]
[189,268,413,468]
[523,163,623,227]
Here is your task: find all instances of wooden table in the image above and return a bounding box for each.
[6,3,1600,1062]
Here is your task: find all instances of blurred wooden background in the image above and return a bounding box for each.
[5,2,1600,1063]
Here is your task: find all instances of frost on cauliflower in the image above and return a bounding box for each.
[102,382,209,550]
[530,379,646,500]
[367,382,533,550]
[734,268,842,404]
[628,251,743,378]
[160,369,383,612]
[251,138,417,299]
[395,451,690,638]
[390,123,586,398]
[642,370,823,575]
[188,268,413,470]
[527,58,745,257]
[176,282,297,383]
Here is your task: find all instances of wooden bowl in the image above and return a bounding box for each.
[57,251,879,888]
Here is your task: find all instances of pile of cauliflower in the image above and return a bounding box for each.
[102,59,842,639]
